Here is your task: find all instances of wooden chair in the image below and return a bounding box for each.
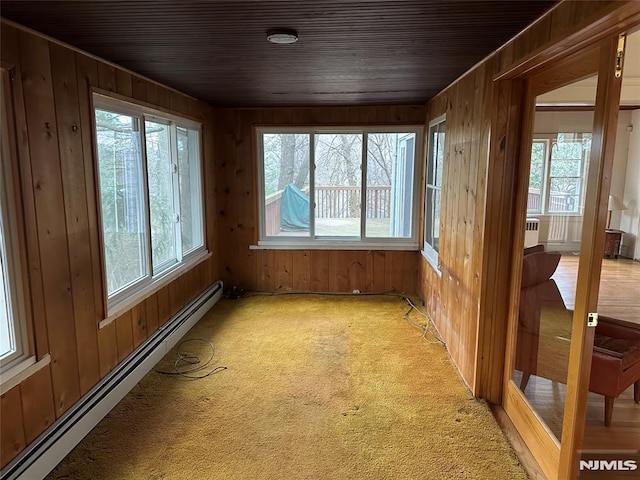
[516,245,640,426]
[515,246,564,390]
[589,316,640,426]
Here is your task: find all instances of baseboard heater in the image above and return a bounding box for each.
[1,280,223,480]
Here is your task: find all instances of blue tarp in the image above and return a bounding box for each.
[281,183,309,231]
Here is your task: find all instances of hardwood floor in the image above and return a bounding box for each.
[516,373,639,449]
[554,255,640,324]
[516,255,639,455]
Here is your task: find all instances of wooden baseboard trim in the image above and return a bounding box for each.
[491,404,547,480]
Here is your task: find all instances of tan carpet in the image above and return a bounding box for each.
[47,295,527,480]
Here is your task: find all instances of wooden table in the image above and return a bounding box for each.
[604,229,623,258]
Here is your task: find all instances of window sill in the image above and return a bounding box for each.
[0,354,51,395]
[99,250,211,329]
[527,213,583,217]
[421,247,442,277]
[251,242,419,251]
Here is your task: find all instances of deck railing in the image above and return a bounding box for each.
[265,190,284,236]
[527,188,582,243]
[528,189,578,214]
[528,190,542,212]
[315,185,391,219]
[264,185,392,235]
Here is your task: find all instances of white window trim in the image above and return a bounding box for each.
[98,249,211,328]
[0,69,33,385]
[422,114,446,274]
[177,124,205,258]
[421,244,441,275]
[255,125,423,250]
[250,242,419,251]
[0,146,29,368]
[92,94,208,320]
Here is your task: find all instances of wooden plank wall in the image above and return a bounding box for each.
[417,63,492,390]
[417,0,640,397]
[0,21,218,468]
[214,106,425,295]
[3,0,636,470]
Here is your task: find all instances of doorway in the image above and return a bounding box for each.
[501,32,633,479]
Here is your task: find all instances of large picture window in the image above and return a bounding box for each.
[257,127,422,248]
[423,117,446,267]
[94,95,206,317]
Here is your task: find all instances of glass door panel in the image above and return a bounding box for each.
[581,28,640,470]
[503,34,628,480]
[512,73,599,441]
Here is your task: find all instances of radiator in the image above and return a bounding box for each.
[524,218,540,247]
[1,280,223,480]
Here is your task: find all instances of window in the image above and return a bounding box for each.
[1,70,30,377]
[257,127,422,248]
[94,95,206,317]
[527,133,591,215]
[423,117,446,267]
[0,183,28,370]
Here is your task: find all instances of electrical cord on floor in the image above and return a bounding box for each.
[401,296,446,346]
[155,338,227,379]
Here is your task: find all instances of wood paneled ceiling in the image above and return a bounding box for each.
[1,0,556,107]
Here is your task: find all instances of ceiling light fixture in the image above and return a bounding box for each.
[267,29,298,44]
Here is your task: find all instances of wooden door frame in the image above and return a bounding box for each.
[500,43,611,480]
[475,4,640,408]
[475,7,636,480]
[496,44,604,480]
[557,34,623,479]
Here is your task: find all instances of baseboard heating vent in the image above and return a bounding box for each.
[524,218,540,247]
[1,280,223,480]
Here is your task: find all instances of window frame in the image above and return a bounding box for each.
[176,124,205,257]
[528,133,591,216]
[526,138,550,215]
[255,125,424,250]
[0,68,37,384]
[92,93,207,321]
[0,107,29,372]
[144,115,180,276]
[422,115,446,272]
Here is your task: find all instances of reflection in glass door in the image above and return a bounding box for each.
[512,73,599,440]
[581,27,640,462]
[501,34,628,479]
